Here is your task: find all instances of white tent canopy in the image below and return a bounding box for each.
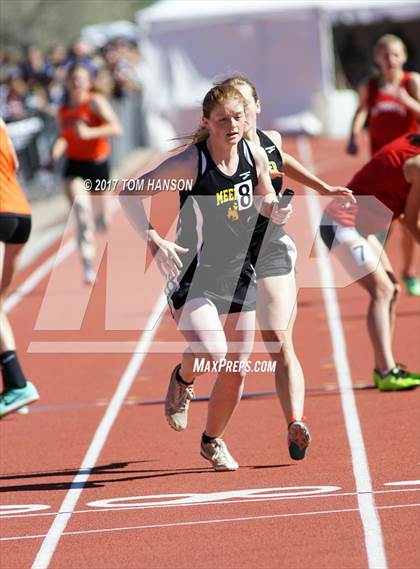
[81,21,138,47]
[138,0,419,26]
[135,0,419,145]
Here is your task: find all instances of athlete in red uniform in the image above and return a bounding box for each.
[349,69,418,157]
[347,34,420,295]
[0,118,39,416]
[347,35,419,157]
[322,133,420,391]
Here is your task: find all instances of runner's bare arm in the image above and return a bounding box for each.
[75,94,123,140]
[119,146,198,276]
[247,140,292,225]
[400,72,420,118]
[266,129,355,203]
[120,145,197,239]
[347,82,369,155]
[51,136,68,162]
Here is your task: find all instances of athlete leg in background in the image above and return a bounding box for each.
[92,193,110,233]
[334,235,397,371]
[257,272,310,460]
[256,272,304,423]
[0,242,24,354]
[332,234,418,389]
[400,222,420,296]
[368,235,401,342]
[0,242,39,416]
[65,177,96,282]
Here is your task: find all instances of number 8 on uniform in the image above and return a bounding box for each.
[234,180,253,211]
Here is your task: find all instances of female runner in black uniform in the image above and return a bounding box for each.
[120,85,291,470]
[217,75,354,460]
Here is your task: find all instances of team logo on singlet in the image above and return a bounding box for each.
[268,161,280,173]
[227,204,239,221]
[371,101,406,117]
[265,145,276,154]
[215,178,253,221]
[239,171,251,180]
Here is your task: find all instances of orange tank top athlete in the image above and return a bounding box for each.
[0,121,31,217]
[58,95,110,162]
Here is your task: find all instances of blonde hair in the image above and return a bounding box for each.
[178,84,246,148]
[373,34,407,57]
[214,73,259,103]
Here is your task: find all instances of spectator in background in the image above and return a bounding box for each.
[21,45,52,86]
[47,45,67,68]
[0,38,143,191]
[103,38,142,98]
[65,39,96,72]
[347,34,420,296]
[25,80,50,114]
[4,69,28,121]
[0,38,144,122]
[94,65,115,98]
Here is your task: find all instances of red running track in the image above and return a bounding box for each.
[0,137,419,569]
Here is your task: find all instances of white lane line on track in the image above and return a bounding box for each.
[4,197,121,315]
[2,487,420,520]
[3,238,76,314]
[384,480,420,486]
[27,340,275,353]
[3,503,419,542]
[30,292,168,569]
[297,137,388,569]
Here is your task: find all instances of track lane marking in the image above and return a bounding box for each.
[5,161,152,315]
[384,480,420,486]
[4,239,76,315]
[4,198,120,315]
[2,487,418,520]
[297,137,387,569]
[3,503,419,542]
[30,293,168,569]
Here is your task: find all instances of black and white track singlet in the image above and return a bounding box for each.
[167,138,259,313]
[248,130,296,278]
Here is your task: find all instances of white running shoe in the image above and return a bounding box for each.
[164,364,195,431]
[200,438,239,471]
